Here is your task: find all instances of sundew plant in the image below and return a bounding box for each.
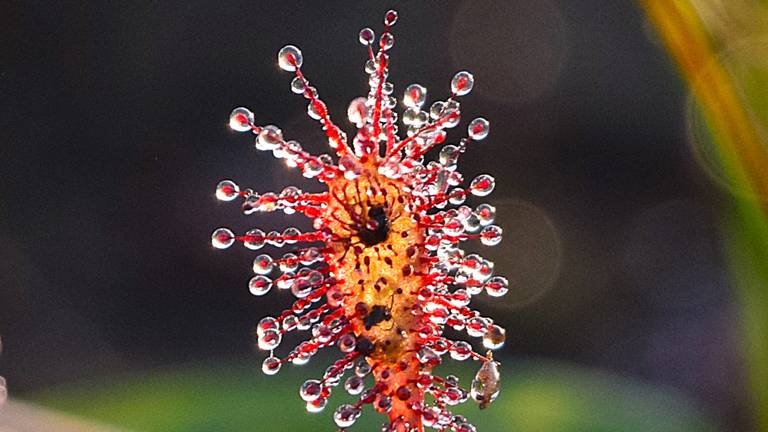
[213,10,507,432]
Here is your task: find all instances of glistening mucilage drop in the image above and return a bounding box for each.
[213,9,507,432]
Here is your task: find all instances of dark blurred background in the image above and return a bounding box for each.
[0,1,752,431]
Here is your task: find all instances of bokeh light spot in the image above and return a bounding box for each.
[477,199,562,308]
[449,0,567,106]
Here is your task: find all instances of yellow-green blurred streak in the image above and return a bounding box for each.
[641,1,768,430]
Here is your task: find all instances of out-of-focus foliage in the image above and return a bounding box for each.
[642,1,768,430]
[32,360,715,432]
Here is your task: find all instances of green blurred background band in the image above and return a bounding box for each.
[32,360,717,432]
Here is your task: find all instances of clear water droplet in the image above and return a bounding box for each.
[347,97,368,127]
[279,253,299,273]
[402,108,419,126]
[253,254,274,275]
[282,227,301,244]
[256,316,278,338]
[429,104,445,124]
[300,379,323,402]
[306,396,327,413]
[359,27,375,45]
[344,375,364,395]
[266,230,285,247]
[302,159,323,178]
[229,107,254,132]
[439,144,460,167]
[291,76,306,94]
[338,333,357,353]
[485,275,508,297]
[450,341,472,361]
[291,278,313,299]
[384,10,398,26]
[444,387,465,406]
[482,325,506,350]
[471,358,500,406]
[262,356,282,375]
[468,117,490,140]
[475,203,496,225]
[417,346,441,364]
[380,32,394,51]
[303,85,318,100]
[451,71,474,96]
[257,125,283,151]
[466,317,489,338]
[249,275,272,296]
[365,59,377,74]
[443,217,465,236]
[403,84,427,109]
[421,406,441,428]
[355,360,372,377]
[334,404,362,428]
[282,314,298,331]
[457,423,477,432]
[449,188,467,205]
[244,228,265,250]
[211,228,235,249]
[216,180,240,201]
[277,45,303,72]
[307,101,323,120]
[470,174,495,197]
[258,328,282,350]
[480,225,503,246]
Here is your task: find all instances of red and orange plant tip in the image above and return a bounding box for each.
[213,10,506,432]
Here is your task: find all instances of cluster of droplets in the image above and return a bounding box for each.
[214,10,507,432]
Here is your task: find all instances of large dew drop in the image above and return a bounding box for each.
[451,71,474,96]
[482,325,506,349]
[262,356,282,375]
[253,254,274,275]
[249,275,272,296]
[278,45,303,72]
[211,228,235,249]
[229,107,254,132]
[471,357,500,407]
[468,117,490,140]
[306,397,327,413]
[470,174,495,197]
[359,27,375,45]
[300,379,323,402]
[216,180,240,201]
[334,404,362,428]
[257,125,283,151]
[403,84,427,109]
[480,225,503,246]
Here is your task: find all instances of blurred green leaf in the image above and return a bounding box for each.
[31,359,717,432]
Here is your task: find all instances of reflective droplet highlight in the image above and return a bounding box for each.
[468,117,490,140]
[229,107,254,132]
[451,71,474,96]
[211,228,235,249]
[278,45,303,72]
